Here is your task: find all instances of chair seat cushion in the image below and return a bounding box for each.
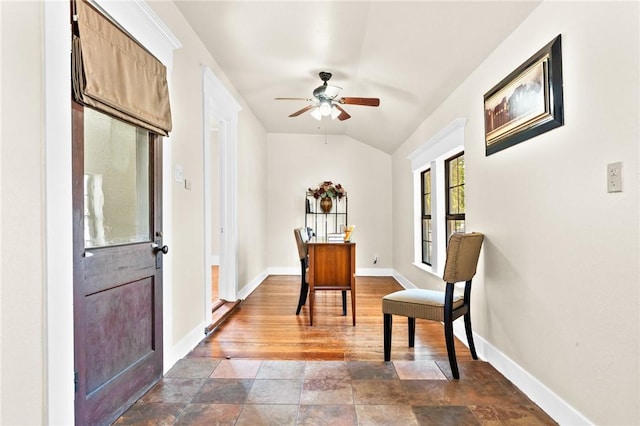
[382,289,463,322]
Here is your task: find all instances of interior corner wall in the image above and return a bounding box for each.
[392,2,639,424]
[0,1,46,424]
[266,133,393,275]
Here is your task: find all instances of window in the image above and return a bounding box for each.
[83,108,151,248]
[446,153,465,239]
[421,169,432,265]
[408,118,466,276]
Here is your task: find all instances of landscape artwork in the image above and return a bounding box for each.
[484,35,564,155]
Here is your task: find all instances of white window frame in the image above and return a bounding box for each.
[408,118,466,277]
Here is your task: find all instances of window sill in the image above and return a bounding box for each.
[412,262,441,279]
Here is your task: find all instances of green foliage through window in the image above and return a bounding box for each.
[421,168,432,265]
[446,153,465,240]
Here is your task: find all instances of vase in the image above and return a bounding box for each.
[320,196,333,213]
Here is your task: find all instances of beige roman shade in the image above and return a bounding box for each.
[72,0,172,135]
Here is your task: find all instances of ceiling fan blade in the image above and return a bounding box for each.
[275,97,312,101]
[288,104,315,117]
[338,97,380,107]
[334,104,351,121]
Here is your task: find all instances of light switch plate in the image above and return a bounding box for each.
[174,164,184,183]
[607,162,622,193]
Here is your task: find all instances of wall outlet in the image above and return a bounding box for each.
[607,162,622,193]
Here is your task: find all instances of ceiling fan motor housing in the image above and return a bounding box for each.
[313,71,335,99]
[319,71,332,82]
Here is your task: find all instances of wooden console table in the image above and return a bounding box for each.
[307,242,356,326]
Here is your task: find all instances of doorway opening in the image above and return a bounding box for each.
[202,66,242,333]
[206,120,232,326]
[208,119,221,311]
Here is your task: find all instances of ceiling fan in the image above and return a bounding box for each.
[276,71,380,121]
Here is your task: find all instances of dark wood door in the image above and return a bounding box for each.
[72,102,164,425]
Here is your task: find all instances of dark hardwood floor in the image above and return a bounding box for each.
[190,275,476,363]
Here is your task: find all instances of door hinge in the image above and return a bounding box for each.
[74,371,79,393]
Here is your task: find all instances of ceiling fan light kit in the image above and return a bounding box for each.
[310,108,322,120]
[330,105,341,120]
[319,101,332,116]
[277,71,380,121]
[311,102,341,121]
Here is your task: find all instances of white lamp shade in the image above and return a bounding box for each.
[319,102,332,116]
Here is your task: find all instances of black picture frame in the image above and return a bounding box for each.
[484,35,564,156]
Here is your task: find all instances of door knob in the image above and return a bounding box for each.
[152,244,169,254]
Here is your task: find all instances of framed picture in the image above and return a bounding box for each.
[484,35,564,156]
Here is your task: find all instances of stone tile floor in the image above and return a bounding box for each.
[114,358,557,425]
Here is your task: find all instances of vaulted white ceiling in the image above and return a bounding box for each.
[175,1,541,154]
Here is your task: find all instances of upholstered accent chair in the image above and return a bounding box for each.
[382,232,484,379]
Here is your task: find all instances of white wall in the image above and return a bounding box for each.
[146,2,268,344]
[0,2,46,424]
[267,133,392,275]
[1,1,269,423]
[237,110,269,292]
[392,2,639,424]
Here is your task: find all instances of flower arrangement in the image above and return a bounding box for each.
[307,181,347,200]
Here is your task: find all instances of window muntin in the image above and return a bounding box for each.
[445,153,465,240]
[421,168,432,265]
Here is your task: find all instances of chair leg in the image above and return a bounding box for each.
[383,313,392,361]
[342,290,347,316]
[295,280,308,315]
[464,313,478,360]
[350,290,356,326]
[296,260,308,315]
[309,290,314,326]
[408,317,415,348]
[444,320,459,379]
[301,283,308,306]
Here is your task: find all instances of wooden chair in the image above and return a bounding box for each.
[293,228,310,315]
[382,232,484,379]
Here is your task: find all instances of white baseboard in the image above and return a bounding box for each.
[268,267,299,275]
[164,320,207,374]
[164,270,269,372]
[268,267,394,277]
[391,270,418,289]
[238,270,269,299]
[450,315,592,425]
[357,267,393,276]
[393,269,590,425]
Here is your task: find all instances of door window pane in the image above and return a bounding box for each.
[84,109,150,248]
